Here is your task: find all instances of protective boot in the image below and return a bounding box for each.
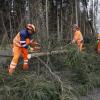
[23,64,29,71]
[8,67,15,75]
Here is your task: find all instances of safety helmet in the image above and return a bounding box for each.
[72,24,80,30]
[26,24,36,33]
[72,24,78,28]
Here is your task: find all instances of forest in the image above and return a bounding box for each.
[0,0,100,100]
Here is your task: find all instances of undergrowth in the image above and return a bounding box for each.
[65,43,100,96]
[0,41,100,99]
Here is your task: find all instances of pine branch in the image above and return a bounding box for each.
[35,57,64,100]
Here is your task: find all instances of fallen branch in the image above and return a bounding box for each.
[35,57,64,100]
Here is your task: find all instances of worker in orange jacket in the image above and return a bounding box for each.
[8,24,40,75]
[97,33,100,54]
[71,24,84,52]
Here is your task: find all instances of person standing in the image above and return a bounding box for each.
[71,24,84,52]
[8,24,40,75]
[97,33,100,54]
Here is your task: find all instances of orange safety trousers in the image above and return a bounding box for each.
[8,44,29,75]
[73,31,83,52]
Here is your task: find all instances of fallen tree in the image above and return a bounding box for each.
[0,49,67,58]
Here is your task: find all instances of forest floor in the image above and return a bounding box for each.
[0,42,100,100]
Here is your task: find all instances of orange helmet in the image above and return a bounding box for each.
[26,24,36,33]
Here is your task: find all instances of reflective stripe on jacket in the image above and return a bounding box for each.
[13,29,33,48]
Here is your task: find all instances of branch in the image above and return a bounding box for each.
[35,57,64,100]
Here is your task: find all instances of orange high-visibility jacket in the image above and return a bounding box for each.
[73,30,83,44]
[13,29,33,48]
[97,33,100,40]
[97,33,100,53]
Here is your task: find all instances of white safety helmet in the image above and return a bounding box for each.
[26,24,36,33]
[72,24,80,30]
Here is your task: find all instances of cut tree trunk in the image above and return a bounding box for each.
[0,49,67,58]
